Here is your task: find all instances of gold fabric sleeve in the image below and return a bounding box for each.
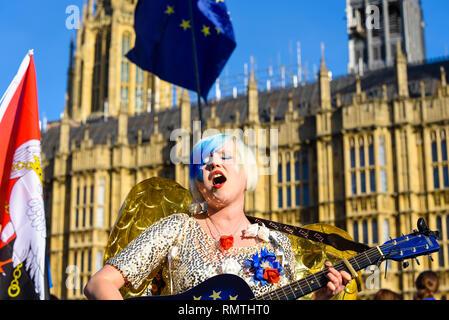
[106,213,189,290]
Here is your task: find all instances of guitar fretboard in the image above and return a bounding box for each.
[255,246,383,300]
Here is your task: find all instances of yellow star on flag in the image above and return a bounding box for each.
[209,290,222,300]
[215,27,221,35]
[229,294,239,300]
[193,296,202,300]
[180,19,191,31]
[165,5,174,15]
[216,0,225,3]
[201,25,211,37]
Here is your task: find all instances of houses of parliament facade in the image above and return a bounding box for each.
[42,0,449,299]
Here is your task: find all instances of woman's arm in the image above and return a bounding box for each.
[84,214,189,300]
[84,264,126,300]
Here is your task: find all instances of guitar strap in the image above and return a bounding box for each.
[246,216,370,253]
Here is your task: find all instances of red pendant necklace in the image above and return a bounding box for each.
[206,216,244,251]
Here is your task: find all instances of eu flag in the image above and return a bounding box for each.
[127,0,237,101]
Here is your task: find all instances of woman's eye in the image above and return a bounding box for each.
[222,154,232,160]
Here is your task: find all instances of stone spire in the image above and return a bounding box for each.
[117,102,128,145]
[247,70,259,124]
[352,74,366,104]
[151,115,163,143]
[180,89,191,132]
[83,0,94,18]
[356,75,362,95]
[59,99,71,154]
[395,40,409,98]
[319,53,331,110]
[441,66,447,87]
[83,122,90,141]
[438,66,448,97]
[285,92,297,122]
[153,115,159,135]
[207,100,220,128]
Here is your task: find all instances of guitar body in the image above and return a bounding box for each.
[128,274,255,300]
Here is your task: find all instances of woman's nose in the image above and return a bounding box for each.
[206,153,222,169]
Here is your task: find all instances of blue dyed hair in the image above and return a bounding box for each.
[189,133,258,202]
[189,134,232,183]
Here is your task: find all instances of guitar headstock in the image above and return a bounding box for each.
[380,218,440,262]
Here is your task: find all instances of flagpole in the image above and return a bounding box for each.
[187,0,204,133]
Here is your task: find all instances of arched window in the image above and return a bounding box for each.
[382,218,390,242]
[379,136,387,192]
[135,68,144,113]
[278,150,309,209]
[430,129,449,190]
[92,32,102,112]
[348,135,379,196]
[362,220,368,244]
[372,218,378,244]
[121,33,130,83]
[353,221,359,243]
[120,33,131,108]
[359,137,365,167]
[437,216,444,267]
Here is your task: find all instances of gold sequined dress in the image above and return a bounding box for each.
[106,213,296,298]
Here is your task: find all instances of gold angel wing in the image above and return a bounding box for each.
[103,177,192,299]
[288,223,361,300]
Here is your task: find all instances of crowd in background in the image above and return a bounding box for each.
[372,270,442,300]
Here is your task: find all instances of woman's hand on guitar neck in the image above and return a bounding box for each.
[314,261,352,300]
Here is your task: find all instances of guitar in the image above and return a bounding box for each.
[129,218,440,300]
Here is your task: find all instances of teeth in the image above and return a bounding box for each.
[212,173,225,185]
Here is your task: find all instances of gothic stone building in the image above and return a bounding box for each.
[346,0,426,74]
[42,0,449,300]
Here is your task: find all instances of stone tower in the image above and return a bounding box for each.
[346,0,426,75]
[67,0,178,121]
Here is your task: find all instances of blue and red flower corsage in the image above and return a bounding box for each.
[244,248,284,285]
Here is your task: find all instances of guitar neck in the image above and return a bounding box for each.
[256,246,383,300]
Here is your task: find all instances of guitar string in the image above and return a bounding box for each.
[264,255,369,300]
[258,246,383,300]
[280,241,404,300]
[259,237,435,300]
[255,247,377,300]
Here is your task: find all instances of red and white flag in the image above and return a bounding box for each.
[0,51,47,300]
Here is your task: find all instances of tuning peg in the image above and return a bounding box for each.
[402,261,409,269]
[417,218,429,234]
[429,255,434,262]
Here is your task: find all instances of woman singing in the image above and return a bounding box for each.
[84,134,351,300]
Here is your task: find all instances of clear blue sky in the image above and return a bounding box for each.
[0,0,448,122]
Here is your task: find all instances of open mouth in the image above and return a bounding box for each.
[212,171,227,188]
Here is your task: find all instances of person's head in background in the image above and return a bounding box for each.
[373,288,401,300]
[414,270,439,300]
